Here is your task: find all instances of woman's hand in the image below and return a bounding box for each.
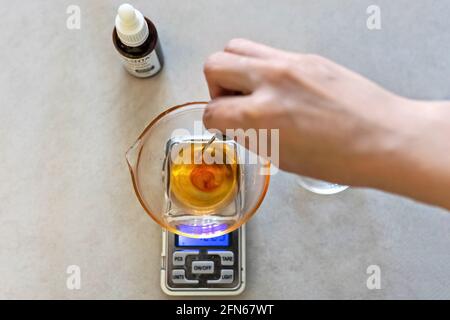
[202,39,450,209]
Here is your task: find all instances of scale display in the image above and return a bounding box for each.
[176,234,230,247]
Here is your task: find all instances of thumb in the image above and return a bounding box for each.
[202,96,253,134]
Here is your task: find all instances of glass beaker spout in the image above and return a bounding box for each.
[126,139,143,173]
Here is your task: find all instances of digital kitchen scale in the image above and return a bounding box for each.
[160,226,245,296]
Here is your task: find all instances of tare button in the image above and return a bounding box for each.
[191,261,214,274]
[208,250,234,266]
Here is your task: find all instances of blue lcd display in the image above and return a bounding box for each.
[176,234,230,247]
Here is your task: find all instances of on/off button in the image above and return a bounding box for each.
[191,261,214,274]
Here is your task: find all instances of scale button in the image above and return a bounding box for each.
[191,261,214,274]
[173,250,199,266]
[207,269,234,284]
[172,269,198,284]
[208,250,234,266]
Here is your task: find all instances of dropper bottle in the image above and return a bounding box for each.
[113,3,164,78]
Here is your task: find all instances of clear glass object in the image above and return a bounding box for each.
[297,177,348,195]
[126,102,270,238]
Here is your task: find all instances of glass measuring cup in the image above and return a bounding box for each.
[126,102,270,238]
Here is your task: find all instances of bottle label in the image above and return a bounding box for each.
[122,50,161,78]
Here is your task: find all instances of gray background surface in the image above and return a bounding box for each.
[0,0,449,299]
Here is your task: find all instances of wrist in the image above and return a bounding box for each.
[354,96,426,189]
[362,97,450,208]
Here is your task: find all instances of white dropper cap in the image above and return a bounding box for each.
[115,3,149,47]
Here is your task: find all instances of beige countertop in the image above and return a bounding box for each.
[1,0,449,299]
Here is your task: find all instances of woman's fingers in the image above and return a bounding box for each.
[224,38,293,60]
[203,51,262,98]
[203,39,297,99]
[203,95,261,155]
[203,95,254,132]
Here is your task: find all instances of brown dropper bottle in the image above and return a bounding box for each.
[113,4,164,78]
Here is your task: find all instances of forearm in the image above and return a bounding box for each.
[362,99,450,210]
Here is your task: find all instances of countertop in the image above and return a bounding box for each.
[1,0,449,299]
